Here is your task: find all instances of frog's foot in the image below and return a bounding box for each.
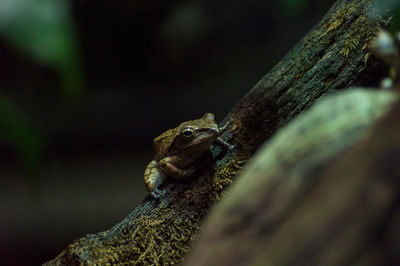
[150,188,164,199]
[144,160,167,198]
[219,120,231,133]
[216,137,234,150]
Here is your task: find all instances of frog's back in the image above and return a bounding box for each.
[153,128,177,159]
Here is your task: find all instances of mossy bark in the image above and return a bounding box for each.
[44,0,392,265]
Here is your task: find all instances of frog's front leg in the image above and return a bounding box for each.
[159,156,197,179]
[216,137,234,150]
[144,160,166,198]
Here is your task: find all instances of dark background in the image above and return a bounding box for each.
[0,0,336,264]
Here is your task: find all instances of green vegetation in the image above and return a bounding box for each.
[279,0,309,17]
[0,0,83,166]
[0,93,42,168]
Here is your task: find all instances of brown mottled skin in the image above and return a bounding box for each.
[144,113,231,198]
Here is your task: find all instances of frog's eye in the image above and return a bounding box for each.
[181,128,194,139]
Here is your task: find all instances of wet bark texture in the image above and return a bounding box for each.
[44,0,393,265]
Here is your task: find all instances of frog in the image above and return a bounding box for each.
[144,113,232,198]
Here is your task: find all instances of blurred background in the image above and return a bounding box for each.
[0,0,339,264]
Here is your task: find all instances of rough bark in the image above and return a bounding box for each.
[44,0,392,264]
[186,89,399,265]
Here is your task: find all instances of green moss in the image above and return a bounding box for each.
[45,157,247,265]
[320,1,384,59]
[321,3,357,38]
[340,15,382,58]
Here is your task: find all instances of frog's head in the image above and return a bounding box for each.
[174,113,220,151]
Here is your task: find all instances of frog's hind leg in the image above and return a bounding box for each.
[159,156,196,179]
[144,160,166,198]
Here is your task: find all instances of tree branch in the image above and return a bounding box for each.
[186,88,399,265]
[44,0,391,264]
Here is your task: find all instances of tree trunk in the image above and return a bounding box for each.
[186,89,399,266]
[44,0,392,264]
